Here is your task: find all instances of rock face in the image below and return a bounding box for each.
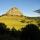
[4,7,23,16]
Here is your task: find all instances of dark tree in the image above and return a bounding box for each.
[0,23,7,32]
[26,24,39,32]
[21,24,40,40]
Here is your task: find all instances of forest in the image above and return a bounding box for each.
[0,23,40,40]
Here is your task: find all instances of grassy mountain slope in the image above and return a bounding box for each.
[0,15,40,30]
[0,7,40,30]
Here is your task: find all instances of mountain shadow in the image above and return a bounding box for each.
[0,23,40,40]
[0,23,21,40]
[21,24,40,40]
[0,23,7,33]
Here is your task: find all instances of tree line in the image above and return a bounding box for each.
[0,23,40,40]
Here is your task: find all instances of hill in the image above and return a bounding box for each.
[0,7,40,30]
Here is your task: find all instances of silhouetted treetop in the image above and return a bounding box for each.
[27,24,39,31]
[0,23,7,31]
[21,24,39,32]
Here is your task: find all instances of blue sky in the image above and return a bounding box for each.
[0,0,40,17]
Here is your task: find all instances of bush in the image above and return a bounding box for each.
[0,23,7,32]
[21,24,39,40]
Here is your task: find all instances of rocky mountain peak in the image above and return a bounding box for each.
[3,7,23,16]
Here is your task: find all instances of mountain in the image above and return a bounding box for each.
[2,7,23,16]
[0,7,40,30]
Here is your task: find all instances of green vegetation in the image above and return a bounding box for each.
[0,23,40,40]
[0,16,40,30]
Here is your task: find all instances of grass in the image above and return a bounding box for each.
[0,16,27,30]
[0,15,40,30]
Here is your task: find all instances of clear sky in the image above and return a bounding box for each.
[0,0,40,17]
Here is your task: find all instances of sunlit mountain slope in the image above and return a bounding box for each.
[0,7,40,30]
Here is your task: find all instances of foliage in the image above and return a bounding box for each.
[0,23,7,32]
[0,23,40,40]
[21,24,40,40]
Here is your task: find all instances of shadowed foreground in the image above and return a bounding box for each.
[0,23,40,40]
